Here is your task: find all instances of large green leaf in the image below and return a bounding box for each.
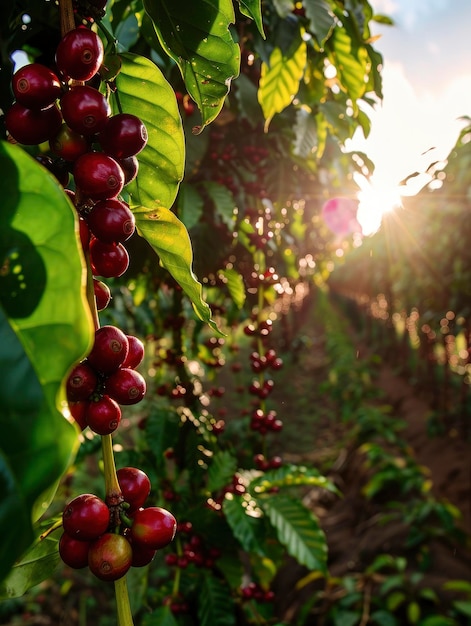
[258,38,307,129]
[143,0,240,130]
[249,464,339,495]
[0,526,61,599]
[114,52,185,211]
[327,25,369,108]
[207,450,238,492]
[133,205,219,331]
[304,0,335,45]
[142,605,179,626]
[260,495,328,574]
[199,181,236,229]
[222,495,265,554]
[0,141,93,583]
[197,570,237,626]
[237,0,264,37]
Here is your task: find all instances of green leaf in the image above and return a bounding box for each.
[452,601,471,618]
[237,0,265,37]
[328,26,368,107]
[0,141,92,583]
[407,601,420,624]
[249,464,339,495]
[0,528,60,599]
[222,495,265,554]
[132,205,219,332]
[443,580,471,593]
[369,610,398,626]
[293,107,320,158]
[114,53,185,211]
[258,38,307,129]
[207,450,238,492]
[259,495,327,574]
[142,604,179,626]
[333,611,361,626]
[304,0,335,45]
[143,0,240,130]
[219,267,246,309]
[386,591,406,612]
[197,569,237,626]
[418,617,457,626]
[199,181,236,229]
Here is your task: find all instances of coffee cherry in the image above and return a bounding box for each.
[60,85,110,136]
[99,113,148,159]
[85,395,121,435]
[130,541,156,568]
[105,367,146,405]
[12,63,61,109]
[56,26,104,81]
[35,155,70,187]
[59,532,91,569]
[90,239,129,278]
[62,493,110,541]
[5,102,62,145]
[66,361,98,401]
[86,199,135,243]
[130,506,177,550]
[88,533,132,581]
[68,400,89,430]
[73,152,124,200]
[87,325,129,375]
[117,467,151,510]
[121,335,145,369]
[79,217,91,252]
[49,123,89,161]
[118,155,139,184]
[93,279,111,311]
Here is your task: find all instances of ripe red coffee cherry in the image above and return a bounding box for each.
[12,63,61,109]
[49,123,89,161]
[5,102,62,145]
[130,540,156,567]
[88,533,132,581]
[62,493,110,541]
[66,361,98,401]
[105,367,146,405]
[85,395,121,435]
[74,152,124,200]
[86,199,135,243]
[90,239,129,278]
[118,155,139,184]
[93,279,111,311]
[60,85,111,135]
[79,217,91,252]
[87,325,129,375]
[56,26,104,81]
[121,335,145,369]
[59,532,91,569]
[117,467,151,510]
[68,400,89,431]
[130,506,177,550]
[99,113,148,159]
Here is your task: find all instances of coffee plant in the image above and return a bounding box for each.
[0,0,388,623]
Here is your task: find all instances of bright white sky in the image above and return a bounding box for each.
[349,0,471,233]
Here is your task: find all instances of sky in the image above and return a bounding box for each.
[349,0,471,232]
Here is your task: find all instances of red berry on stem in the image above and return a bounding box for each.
[117,467,151,510]
[86,198,135,243]
[88,533,132,581]
[118,155,139,184]
[79,217,91,252]
[60,85,110,136]
[105,367,146,405]
[74,152,124,200]
[59,532,91,569]
[12,63,61,109]
[93,279,111,311]
[85,395,121,435]
[62,493,110,541]
[56,26,104,81]
[5,102,62,145]
[99,113,148,159]
[130,506,177,550]
[87,325,129,375]
[49,123,89,161]
[90,239,129,278]
[68,400,89,431]
[130,541,156,568]
[121,335,145,369]
[66,361,98,401]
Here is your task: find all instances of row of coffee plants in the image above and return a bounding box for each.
[0,0,388,624]
[329,123,471,436]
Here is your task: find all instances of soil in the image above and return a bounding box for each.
[268,294,471,623]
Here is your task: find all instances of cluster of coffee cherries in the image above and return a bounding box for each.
[66,325,146,435]
[5,23,147,280]
[164,522,221,570]
[59,467,177,581]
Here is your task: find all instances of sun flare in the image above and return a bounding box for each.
[356,177,403,236]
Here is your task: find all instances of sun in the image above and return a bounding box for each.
[356,176,403,236]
